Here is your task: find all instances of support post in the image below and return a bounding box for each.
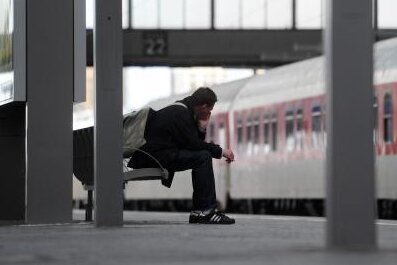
[26,0,73,224]
[94,0,123,226]
[325,0,376,249]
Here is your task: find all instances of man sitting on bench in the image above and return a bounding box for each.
[128,87,235,224]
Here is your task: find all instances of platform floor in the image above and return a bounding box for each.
[1,211,397,265]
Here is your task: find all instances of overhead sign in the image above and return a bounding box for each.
[143,31,168,57]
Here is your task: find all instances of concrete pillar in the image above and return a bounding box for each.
[325,0,376,249]
[94,0,123,226]
[26,0,74,224]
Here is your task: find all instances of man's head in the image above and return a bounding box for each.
[190,87,217,120]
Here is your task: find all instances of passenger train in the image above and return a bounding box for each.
[74,37,397,218]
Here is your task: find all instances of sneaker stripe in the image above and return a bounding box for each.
[210,215,217,222]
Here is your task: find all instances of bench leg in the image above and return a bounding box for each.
[85,190,93,222]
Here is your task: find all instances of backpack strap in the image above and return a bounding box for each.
[170,102,188,108]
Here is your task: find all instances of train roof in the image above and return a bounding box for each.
[374,37,397,85]
[147,77,251,112]
[231,37,397,111]
[147,37,397,113]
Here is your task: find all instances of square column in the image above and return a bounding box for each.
[325,0,376,249]
[25,0,74,223]
[94,0,123,226]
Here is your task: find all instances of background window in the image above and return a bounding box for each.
[132,0,159,28]
[246,114,252,145]
[263,113,271,153]
[215,0,240,29]
[122,0,130,29]
[285,109,295,151]
[312,105,322,149]
[378,0,397,29]
[296,0,323,29]
[185,0,211,29]
[296,108,304,150]
[86,0,94,29]
[383,93,393,143]
[242,0,266,29]
[218,122,226,148]
[374,96,378,144]
[271,112,278,151]
[237,115,243,145]
[266,0,292,29]
[253,113,260,144]
[159,0,184,29]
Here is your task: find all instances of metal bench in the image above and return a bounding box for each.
[73,126,168,221]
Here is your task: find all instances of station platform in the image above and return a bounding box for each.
[1,211,397,265]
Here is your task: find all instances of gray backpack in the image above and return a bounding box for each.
[122,107,155,158]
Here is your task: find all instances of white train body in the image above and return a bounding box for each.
[74,37,397,215]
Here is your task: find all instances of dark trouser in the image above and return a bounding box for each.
[172,150,217,211]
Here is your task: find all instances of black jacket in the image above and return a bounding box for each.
[128,96,222,187]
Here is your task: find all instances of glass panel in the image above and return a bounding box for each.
[384,93,392,115]
[132,0,159,28]
[242,0,265,29]
[374,96,378,144]
[215,0,240,29]
[266,0,292,29]
[253,114,260,144]
[263,113,271,153]
[296,0,323,29]
[0,0,13,105]
[86,0,94,29]
[312,105,321,149]
[271,112,277,151]
[378,0,397,29]
[237,114,243,145]
[247,120,252,143]
[384,93,393,142]
[218,122,225,147]
[246,114,252,155]
[122,0,130,29]
[285,109,295,151]
[296,108,304,150]
[384,118,392,143]
[159,0,184,29]
[185,0,211,29]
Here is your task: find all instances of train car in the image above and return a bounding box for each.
[225,37,397,217]
[74,37,397,218]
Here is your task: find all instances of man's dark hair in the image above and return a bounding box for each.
[190,87,217,106]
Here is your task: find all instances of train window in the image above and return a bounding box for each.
[374,96,378,144]
[237,114,243,145]
[246,113,253,154]
[271,112,278,151]
[285,109,295,151]
[252,113,260,154]
[296,108,304,151]
[218,122,226,148]
[383,93,393,143]
[253,113,260,144]
[246,114,252,144]
[263,113,271,153]
[322,104,327,147]
[312,105,322,149]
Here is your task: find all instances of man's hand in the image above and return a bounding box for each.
[198,118,210,132]
[222,149,235,163]
[197,113,211,132]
